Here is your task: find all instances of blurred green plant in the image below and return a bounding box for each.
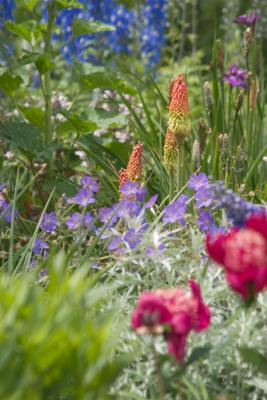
[0,252,128,399]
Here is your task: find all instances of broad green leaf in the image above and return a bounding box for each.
[5,21,32,44]
[60,112,98,134]
[19,106,45,131]
[239,347,267,375]
[72,19,115,37]
[19,0,38,11]
[35,54,54,75]
[55,0,83,9]
[86,108,127,129]
[0,72,23,96]
[80,71,136,96]
[0,122,43,154]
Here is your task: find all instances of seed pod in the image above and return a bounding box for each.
[236,89,244,113]
[203,81,213,114]
[249,77,259,110]
[192,140,200,165]
[214,39,224,71]
[198,119,209,152]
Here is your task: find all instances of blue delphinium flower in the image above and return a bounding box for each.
[0,0,15,27]
[140,0,167,67]
[210,181,262,227]
[163,195,189,224]
[40,212,58,233]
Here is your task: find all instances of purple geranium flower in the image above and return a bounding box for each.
[224,64,247,88]
[120,181,146,202]
[146,243,165,257]
[124,228,142,249]
[66,212,82,230]
[235,11,261,26]
[33,237,49,257]
[40,212,57,233]
[68,188,95,206]
[80,175,99,193]
[107,236,125,254]
[188,173,209,191]
[98,205,119,226]
[143,194,158,209]
[197,210,215,232]
[163,195,189,224]
[195,186,213,208]
[83,211,95,230]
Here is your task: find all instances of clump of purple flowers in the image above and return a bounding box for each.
[224,64,247,88]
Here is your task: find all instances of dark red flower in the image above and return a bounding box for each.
[131,281,210,362]
[206,213,267,301]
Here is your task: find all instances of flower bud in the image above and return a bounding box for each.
[192,140,200,165]
[214,39,224,70]
[163,129,181,171]
[198,119,209,152]
[249,77,259,110]
[236,89,244,112]
[203,81,213,114]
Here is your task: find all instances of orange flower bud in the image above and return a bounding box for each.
[126,143,143,181]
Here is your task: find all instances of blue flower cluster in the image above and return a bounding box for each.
[53,0,134,63]
[140,0,167,67]
[52,0,167,67]
[0,0,14,27]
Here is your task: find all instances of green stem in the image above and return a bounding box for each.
[151,340,166,400]
[169,169,175,201]
[43,4,55,177]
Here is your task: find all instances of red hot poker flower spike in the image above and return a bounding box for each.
[126,143,143,181]
[168,74,191,137]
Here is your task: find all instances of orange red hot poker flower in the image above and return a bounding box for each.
[164,74,191,171]
[168,74,190,137]
[119,143,143,194]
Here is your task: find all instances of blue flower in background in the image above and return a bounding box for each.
[140,0,167,67]
[0,0,15,26]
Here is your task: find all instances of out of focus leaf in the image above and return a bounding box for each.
[239,347,267,375]
[80,71,136,96]
[35,54,54,75]
[0,122,43,155]
[72,19,115,37]
[19,106,45,131]
[0,72,23,96]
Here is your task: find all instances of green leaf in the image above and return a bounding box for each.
[72,19,115,37]
[60,112,98,134]
[0,72,23,96]
[35,54,54,76]
[5,21,32,44]
[239,347,267,375]
[19,0,38,11]
[247,378,267,393]
[55,0,83,9]
[19,106,45,131]
[0,122,43,155]
[86,108,127,129]
[80,71,136,96]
